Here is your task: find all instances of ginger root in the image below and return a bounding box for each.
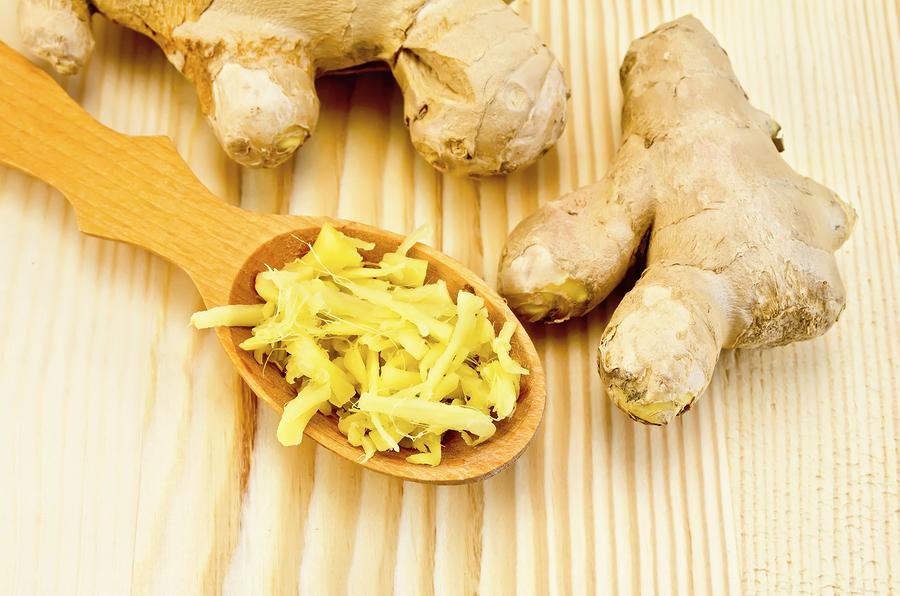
[18,0,569,174]
[497,16,857,425]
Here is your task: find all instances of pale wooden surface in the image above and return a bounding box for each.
[1,0,897,594]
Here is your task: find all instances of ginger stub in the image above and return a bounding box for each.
[498,16,856,425]
[19,0,569,175]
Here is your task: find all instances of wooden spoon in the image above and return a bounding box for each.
[0,41,545,485]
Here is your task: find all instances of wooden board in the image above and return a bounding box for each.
[1,0,897,594]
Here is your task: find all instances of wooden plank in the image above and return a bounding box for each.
[1,1,898,594]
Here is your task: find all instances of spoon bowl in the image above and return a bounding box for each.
[0,41,544,484]
[223,222,545,483]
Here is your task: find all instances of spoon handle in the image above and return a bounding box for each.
[0,41,276,305]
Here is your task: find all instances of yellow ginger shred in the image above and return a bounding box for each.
[191,224,527,465]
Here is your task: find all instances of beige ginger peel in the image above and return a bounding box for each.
[19,0,569,174]
[498,16,856,425]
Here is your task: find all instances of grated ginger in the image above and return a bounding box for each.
[191,224,527,466]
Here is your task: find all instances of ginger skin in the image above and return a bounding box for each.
[498,16,856,425]
[18,0,569,174]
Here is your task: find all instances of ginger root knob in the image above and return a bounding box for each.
[498,16,856,424]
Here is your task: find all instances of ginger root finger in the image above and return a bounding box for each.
[394,0,568,176]
[497,16,857,424]
[498,134,655,322]
[599,265,730,425]
[170,9,322,168]
[18,0,569,174]
[206,59,319,168]
[18,0,95,75]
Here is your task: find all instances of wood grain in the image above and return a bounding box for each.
[1,0,898,594]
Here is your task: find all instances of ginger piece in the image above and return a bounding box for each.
[497,16,857,425]
[191,224,527,465]
[18,0,569,174]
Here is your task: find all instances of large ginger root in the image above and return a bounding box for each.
[19,0,569,173]
[497,16,857,425]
